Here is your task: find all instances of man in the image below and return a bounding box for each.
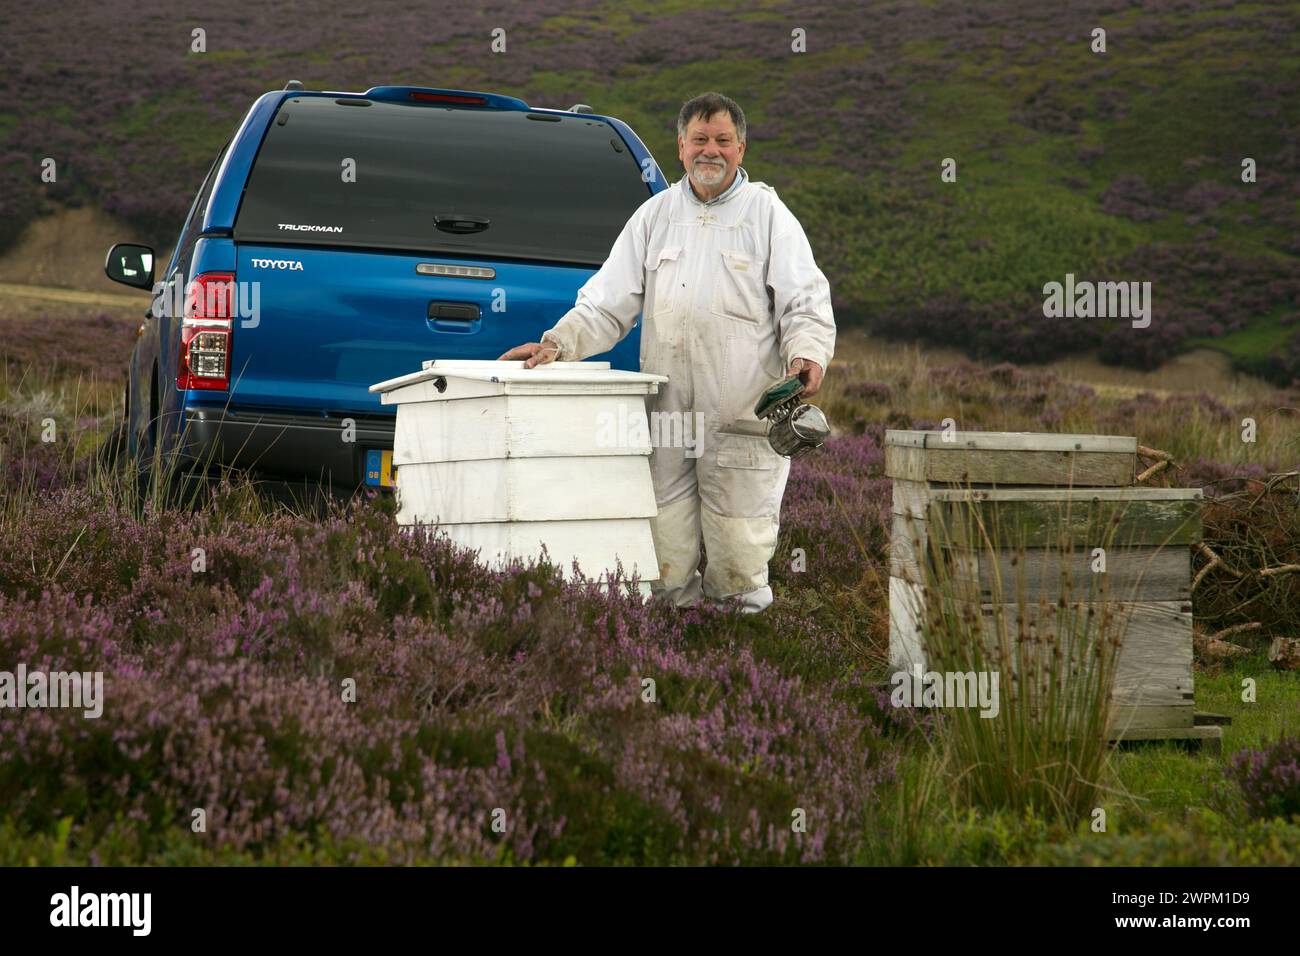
[499,92,835,613]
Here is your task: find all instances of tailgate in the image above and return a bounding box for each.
[229,244,629,413]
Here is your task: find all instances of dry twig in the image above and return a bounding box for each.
[1136,459,1169,483]
[1207,621,1263,642]
[1191,542,1246,591]
[1137,444,1173,461]
[1260,564,1300,578]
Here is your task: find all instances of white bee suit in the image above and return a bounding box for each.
[540,166,836,611]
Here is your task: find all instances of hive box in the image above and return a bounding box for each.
[370,360,669,593]
[885,428,1138,487]
[884,429,1208,742]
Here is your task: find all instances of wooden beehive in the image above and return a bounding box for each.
[885,429,1216,747]
[370,360,668,594]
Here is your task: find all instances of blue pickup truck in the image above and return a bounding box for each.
[104,82,664,495]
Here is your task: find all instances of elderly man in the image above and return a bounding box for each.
[499,92,835,613]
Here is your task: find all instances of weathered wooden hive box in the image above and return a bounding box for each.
[885,429,1213,745]
[370,360,668,594]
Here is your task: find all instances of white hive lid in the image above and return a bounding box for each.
[420,359,611,372]
[370,359,669,400]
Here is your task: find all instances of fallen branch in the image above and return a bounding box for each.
[1194,634,1252,661]
[1191,542,1245,591]
[1198,542,1242,576]
[1207,621,1263,642]
[1191,559,1215,593]
[1136,459,1169,483]
[1137,444,1173,461]
[1269,635,1300,671]
[1248,470,1300,508]
[1260,564,1300,578]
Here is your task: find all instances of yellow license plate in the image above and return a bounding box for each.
[365,449,396,488]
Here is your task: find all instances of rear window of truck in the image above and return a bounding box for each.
[233,96,653,266]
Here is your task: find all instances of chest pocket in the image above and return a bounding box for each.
[645,245,683,319]
[710,249,769,325]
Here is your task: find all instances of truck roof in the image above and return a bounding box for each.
[203,84,659,235]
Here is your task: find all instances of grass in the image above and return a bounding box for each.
[909,490,1141,823]
[1187,305,1300,368]
[110,89,233,169]
[826,330,1299,466]
[856,649,1300,866]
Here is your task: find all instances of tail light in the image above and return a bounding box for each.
[178,271,234,390]
[409,91,486,106]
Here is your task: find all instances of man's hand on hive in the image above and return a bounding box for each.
[497,341,560,368]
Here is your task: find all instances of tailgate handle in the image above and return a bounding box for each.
[428,301,481,333]
[428,302,480,321]
[434,215,490,235]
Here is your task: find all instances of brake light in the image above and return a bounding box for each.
[178,271,234,391]
[409,91,487,106]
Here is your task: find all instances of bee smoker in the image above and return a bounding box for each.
[753,374,831,458]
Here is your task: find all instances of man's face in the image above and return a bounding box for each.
[678,112,745,197]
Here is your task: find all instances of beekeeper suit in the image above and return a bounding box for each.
[505,160,835,612]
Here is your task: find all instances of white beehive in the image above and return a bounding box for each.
[369,360,668,594]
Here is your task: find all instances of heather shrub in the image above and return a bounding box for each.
[775,431,889,595]
[0,480,896,864]
[1034,813,1300,867]
[0,314,137,383]
[0,486,159,602]
[841,381,893,404]
[1227,736,1300,821]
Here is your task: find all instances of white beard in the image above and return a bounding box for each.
[692,160,727,186]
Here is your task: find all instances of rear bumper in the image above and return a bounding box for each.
[178,406,395,488]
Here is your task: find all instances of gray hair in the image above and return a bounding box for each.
[676,92,746,144]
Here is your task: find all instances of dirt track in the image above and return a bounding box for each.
[0,280,143,311]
